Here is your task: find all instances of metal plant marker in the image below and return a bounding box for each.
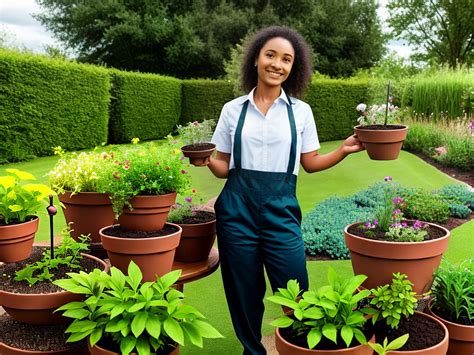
[47,194,57,259]
[384,80,391,126]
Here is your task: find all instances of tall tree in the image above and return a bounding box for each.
[387,0,474,68]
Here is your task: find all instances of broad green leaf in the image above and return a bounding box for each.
[55,301,86,312]
[286,279,300,299]
[342,275,367,297]
[120,336,137,355]
[128,302,147,313]
[110,267,126,290]
[8,204,23,212]
[148,300,169,307]
[136,337,150,355]
[66,329,94,342]
[266,295,298,309]
[66,320,97,333]
[89,327,103,347]
[145,315,162,339]
[110,304,127,319]
[62,308,90,319]
[131,312,149,337]
[127,261,143,291]
[341,325,354,347]
[322,323,337,344]
[388,334,409,350]
[346,312,366,325]
[304,307,325,319]
[369,342,385,353]
[307,328,322,349]
[192,319,223,338]
[353,328,367,344]
[159,269,182,289]
[164,318,184,345]
[6,190,16,200]
[181,322,203,348]
[0,176,15,189]
[327,267,338,288]
[6,169,35,180]
[294,308,304,321]
[105,318,129,333]
[270,316,294,328]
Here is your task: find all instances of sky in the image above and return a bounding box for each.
[0,0,413,59]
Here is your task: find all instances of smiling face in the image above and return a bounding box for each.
[256,37,295,90]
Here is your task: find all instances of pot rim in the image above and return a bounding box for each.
[99,223,182,241]
[0,341,84,354]
[0,216,39,229]
[354,124,409,131]
[428,298,474,331]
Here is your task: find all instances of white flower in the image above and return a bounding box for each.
[356,103,367,112]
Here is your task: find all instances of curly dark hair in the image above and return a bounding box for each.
[241,26,312,98]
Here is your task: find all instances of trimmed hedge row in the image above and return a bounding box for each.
[180,80,235,124]
[109,70,181,143]
[0,50,110,163]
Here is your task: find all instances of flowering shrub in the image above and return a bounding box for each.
[356,102,400,126]
[177,120,216,146]
[49,147,114,194]
[0,169,55,224]
[98,138,191,216]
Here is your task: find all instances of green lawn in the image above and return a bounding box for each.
[1,141,472,354]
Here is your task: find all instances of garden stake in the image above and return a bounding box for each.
[47,194,57,259]
[384,79,390,126]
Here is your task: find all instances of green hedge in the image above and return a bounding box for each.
[304,79,370,141]
[109,71,181,143]
[0,50,110,163]
[180,80,235,124]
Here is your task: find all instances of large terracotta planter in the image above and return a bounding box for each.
[275,329,374,354]
[88,340,179,354]
[344,221,450,294]
[58,191,115,243]
[0,217,38,262]
[354,124,408,160]
[119,193,177,231]
[174,216,216,262]
[427,300,474,355]
[181,143,216,165]
[100,223,182,282]
[0,253,109,324]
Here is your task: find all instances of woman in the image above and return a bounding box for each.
[192,26,364,354]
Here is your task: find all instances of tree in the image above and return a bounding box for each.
[387,0,474,68]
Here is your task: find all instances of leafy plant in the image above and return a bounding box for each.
[267,268,371,349]
[0,169,55,224]
[54,261,223,355]
[15,231,90,286]
[167,189,203,224]
[177,120,216,146]
[368,273,418,329]
[368,334,409,355]
[400,189,450,223]
[385,221,428,242]
[431,260,474,322]
[356,102,401,126]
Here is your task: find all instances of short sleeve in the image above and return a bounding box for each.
[301,105,320,153]
[211,104,232,154]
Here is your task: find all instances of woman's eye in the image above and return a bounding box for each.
[266,53,273,58]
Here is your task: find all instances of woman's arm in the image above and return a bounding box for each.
[300,135,364,173]
[189,151,230,179]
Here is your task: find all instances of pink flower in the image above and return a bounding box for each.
[384,176,392,181]
[185,197,192,203]
[123,165,130,170]
[393,197,404,205]
[435,146,447,155]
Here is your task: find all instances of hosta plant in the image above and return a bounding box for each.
[267,267,371,349]
[54,261,223,355]
[0,169,54,224]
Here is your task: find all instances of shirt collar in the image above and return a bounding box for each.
[238,87,292,106]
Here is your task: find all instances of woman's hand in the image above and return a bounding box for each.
[341,134,365,155]
[189,157,210,167]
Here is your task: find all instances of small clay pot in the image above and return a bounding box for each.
[0,217,38,263]
[354,124,408,160]
[181,143,216,165]
[174,215,216,263]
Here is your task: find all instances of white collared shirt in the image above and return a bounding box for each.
[211,88,320,175]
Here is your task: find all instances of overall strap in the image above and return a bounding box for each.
[286,94,297,176]
[233,100,249,170]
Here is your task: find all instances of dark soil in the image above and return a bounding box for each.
[357,124,407,130]
[96,336,177,354]
[102,224,180,238]
[431,306,474,327]
[280,322,374,350]
[178,210,215,224]
[181,143,215,151]
[0,247,104,294]
[0,313,86,352]
[373,313,445,351]
[0,215,37,226]
[347,220,446,241]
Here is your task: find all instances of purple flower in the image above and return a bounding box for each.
[384,176,392,181]
[413,220,425,230]
[393,197,404,205]
[401,222,408,228]
[185,197,192,203]
[390,222,402,228]
[373,219,379,225]
[392,209,401,216]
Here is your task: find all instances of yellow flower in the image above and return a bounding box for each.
[131,137,140,145]
[173,148,181,155]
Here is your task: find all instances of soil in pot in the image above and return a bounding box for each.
[357,124,407,130]
[0,313,87,353]
[177,210,215,224]
[347,221,446,241]
[181,143,215,151]
[0,246,104,294]
[102,224,180,239]
[373,313,444,351]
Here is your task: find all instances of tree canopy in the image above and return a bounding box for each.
[35,0,385,78]
[387,0,474,68]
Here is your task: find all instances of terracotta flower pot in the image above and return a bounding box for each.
[88,340,179,354]
[427,299,474,355]
[0,253,109,325]
[354,124,408,160]
[0,217,38,263]
[181,143,216,165]
[174,216,216,263]
[0,341,88,355]
[58,191,115,243]
[118,193,177,231]
[275,329,375,354]
[344,221,450,294]
[100,223,182,282]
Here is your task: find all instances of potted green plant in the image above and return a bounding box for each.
[354,82,408,160]
[0,231,109,325]
[428,260,474,355]
[344,177,450,294]
[368,334,409,355]
[167,191,216,263]
[365,273,448,354]
[0,169,54,262]
[178,120,216,165]
[49,147,116,257]
[54,261,223,355]
[267,267,375,354]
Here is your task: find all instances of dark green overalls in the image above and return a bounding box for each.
[214,97,309,354]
